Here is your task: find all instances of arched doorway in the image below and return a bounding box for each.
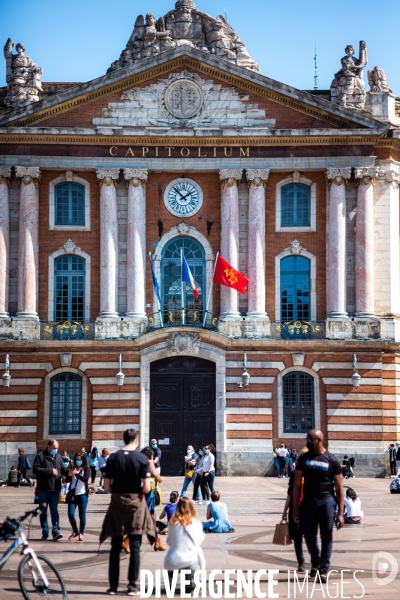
[150,356,216,475]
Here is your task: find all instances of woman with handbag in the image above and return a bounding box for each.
[164,497,206,594]
[180,446,200,500]
[66,452,90,542]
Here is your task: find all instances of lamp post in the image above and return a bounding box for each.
[352,353,361,388]
[2,354,11,388]
[238,352,250,388]
[116,354,125,387]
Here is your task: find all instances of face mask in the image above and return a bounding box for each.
[199,451,203,456]
[75,460,82,467]
[204,449,209,455]
[50,449,58,456]
[152,444,157,449]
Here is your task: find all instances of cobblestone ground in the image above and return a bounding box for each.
[0,476,399,598]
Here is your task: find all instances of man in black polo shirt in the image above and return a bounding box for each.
[100,429,153,596]
[292,429,344,583]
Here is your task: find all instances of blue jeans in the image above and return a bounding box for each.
[37,490,60,537]
[201,471,215,499]
[300,495,336,573]
[68,493,88,534]
[181,474,201,500]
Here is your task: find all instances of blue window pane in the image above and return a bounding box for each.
[281,256,310,322]
[281,184,310,227]
[55,255,85,321]
[50,373,82,435]
[283,372,315,433]
[55,182,85,226]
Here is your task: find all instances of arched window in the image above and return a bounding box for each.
[281,256,310,322]
[50,373,82,435]
[283,371,315,433]
[54,255,85,322]
[281,184,310,227]
[55,182,85,226]
[161,237,205,325]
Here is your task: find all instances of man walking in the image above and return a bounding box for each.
[292,429,344,583]
[100,429,155,596]
[386,443,397,477]
[151,439,161,475]
[33,439,68,540]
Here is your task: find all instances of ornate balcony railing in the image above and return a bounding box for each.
[147,309,218,332]
[270,320,326,340]
[40,321,95,340]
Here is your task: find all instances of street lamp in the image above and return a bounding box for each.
[352,353,361,388]
[238,352,250,388]
[116,354,125,387]
[2,354,11,388]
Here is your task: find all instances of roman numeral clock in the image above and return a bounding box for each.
[164,178,203,217]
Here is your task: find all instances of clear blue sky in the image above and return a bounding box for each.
[1,0,399,94]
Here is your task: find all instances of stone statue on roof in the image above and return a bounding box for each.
[330,41,368,110]
[107,0,259,73]
[3,38,43,108]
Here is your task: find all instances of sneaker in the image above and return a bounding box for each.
[297,562,306,573]
[320,572,327,584]
[41,535,49,541]
[310,563,320,578]
[53,532,63,541]
[78,534,84,541]
[127,585,139,596]
[106,589,117,595]
[68,533,78,540]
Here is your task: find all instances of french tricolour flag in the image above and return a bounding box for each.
[181,254,199,302]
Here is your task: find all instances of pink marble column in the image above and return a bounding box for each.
[96,168,120,318]
[15,166,40,319]
[246,169,269,318]
[219,169,242,318]
[326,168,351,318]
[123,169,148,318]
[355,168,379,317]
[0,167,11,318]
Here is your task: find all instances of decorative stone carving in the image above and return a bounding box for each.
[60,353,72,367]
[63,239,78,254]
[292,171,301,183]
[219,169,242,187]
[326,168,352,186]
[3,38,43,108]
[289,240,303,255]
[0,166,11,184]
[96,168,120,186]
[15,166,40,185]
[176,222,191,235]
[65,170,74,182]
[378,170,400,189]
[108,0,259,74]
[292,353,305,366]
[246,169,270,187]
[330,41,368,109]
[368,66,392,93]
[354,167,380,186]
[168,332,200,353]
[94,70,273,134]
[123,169,148,186]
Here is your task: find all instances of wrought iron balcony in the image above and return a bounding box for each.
[270,320,326,340]
[147,308,218,332]
[40,321,95,340]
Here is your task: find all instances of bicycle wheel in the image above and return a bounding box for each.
[18,553,67,600]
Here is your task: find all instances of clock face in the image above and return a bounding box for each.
[164,178,203,218]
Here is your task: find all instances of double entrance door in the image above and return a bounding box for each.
[150,356,216,476]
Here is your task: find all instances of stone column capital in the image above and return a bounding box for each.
[0,167,12,183]
[246,169,270,187]
[219,169,242,187]
[378,169,400,189]
[15,166,40,185]
[354,167,380,186]
[326,168,352,187]
[96,168,120,187]
[123,169,148,186]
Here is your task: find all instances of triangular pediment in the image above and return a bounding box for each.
[0,46,387,135]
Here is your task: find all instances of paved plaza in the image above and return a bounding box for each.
[0,476,399,599]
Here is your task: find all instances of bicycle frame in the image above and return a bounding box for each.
[0,528,50,587]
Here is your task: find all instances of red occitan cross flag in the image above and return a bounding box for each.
[213,255,249,294]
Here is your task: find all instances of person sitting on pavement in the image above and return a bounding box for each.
[344,487,364,524]
[8,465,18,487]
[203,490,235,533]
[156,490,179,534]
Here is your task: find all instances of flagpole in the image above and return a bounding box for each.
[181,248,185,325]
[149,252,163,328]
[203,251,219,327]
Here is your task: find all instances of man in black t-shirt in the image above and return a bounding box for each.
[102,429,152,596]
[292,429,344,583]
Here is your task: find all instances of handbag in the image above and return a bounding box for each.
[66,476,78,505]
[185,469,195,479]
[272,520,292,546]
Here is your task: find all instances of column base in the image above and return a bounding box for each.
[218,314,243,337]
[244,315,271,339]
[326,317,380,340]
[9,318,40,340]
[355,312,376,319]
[0,312,9,319]
[96,317,147,340]
[15,312,39,321]
[327,311,349,319]
[98,311,119,319]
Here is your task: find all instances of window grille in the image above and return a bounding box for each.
[55,182,85,226]
[281,184,310,227]
[283,372,315,433]
[50,373,82,435]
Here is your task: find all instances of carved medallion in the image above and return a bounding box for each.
[168,332,200,353]
[60,353,72,367]
[164,79,203,119]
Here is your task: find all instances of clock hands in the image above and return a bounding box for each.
[173,186,189,201]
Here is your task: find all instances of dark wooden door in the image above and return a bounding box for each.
[150,357,216,475]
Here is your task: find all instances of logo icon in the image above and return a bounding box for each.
[372,551,398,586]
[224,268,238,286]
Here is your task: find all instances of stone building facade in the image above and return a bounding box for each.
[1,1,400,475]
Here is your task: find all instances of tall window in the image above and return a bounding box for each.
[281,256,310,322]
[54,255,85,322]
[161,237,205,325]
[281,184,310,227]
[283,372,315,433]
[50,373,82,435]
[55,182,85,226]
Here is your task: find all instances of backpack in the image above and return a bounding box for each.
[26,457,32,470]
